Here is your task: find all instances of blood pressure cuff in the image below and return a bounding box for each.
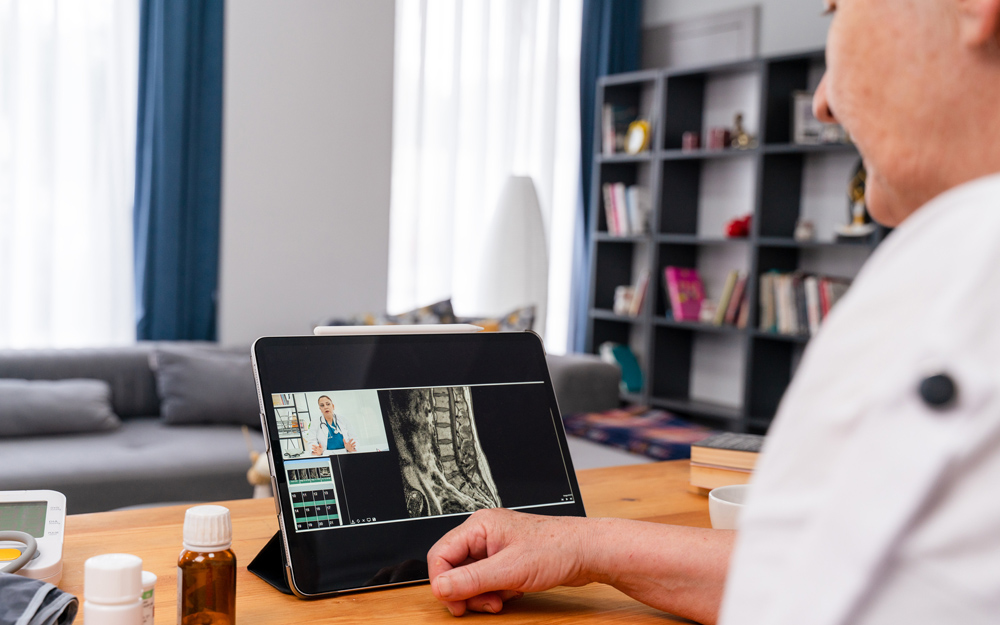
[0,573,78,625]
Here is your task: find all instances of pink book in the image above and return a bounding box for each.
[664,267,705,322]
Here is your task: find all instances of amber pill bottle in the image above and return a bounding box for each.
[177,505,236,625]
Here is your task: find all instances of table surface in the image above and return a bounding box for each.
[62,460,708,624]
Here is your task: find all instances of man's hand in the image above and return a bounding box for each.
[427,508,593,616]
[345,438,357,452]
[427,511,735,623]
[311,443,322,456]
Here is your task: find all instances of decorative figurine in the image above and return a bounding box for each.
[836,160,877,239]
[731,113,757,150]
[625,119,651,155]
[725,214,752,238]
[794,219,816,242]
[707,127,731,150]
[682,131,701,151]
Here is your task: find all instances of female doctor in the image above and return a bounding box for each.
[425,1,1000,623]
[307,395,357,455]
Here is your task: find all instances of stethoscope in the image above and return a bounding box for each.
[0,531,37,574]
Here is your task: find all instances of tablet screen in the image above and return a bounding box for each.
[253,333,585,596]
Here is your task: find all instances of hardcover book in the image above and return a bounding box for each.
[690,432,764,471]
[664,267,705,322]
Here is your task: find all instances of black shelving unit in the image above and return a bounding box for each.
[584,50,883,434]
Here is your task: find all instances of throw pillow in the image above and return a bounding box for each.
[0,378,121,437]
[152,347,260,428]
[318,299,457,328]
[381,299,457,325]
[458,305,535,332]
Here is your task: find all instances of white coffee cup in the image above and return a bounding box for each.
[708,484,750,530]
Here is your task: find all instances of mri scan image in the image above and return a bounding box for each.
[386,387,502,517]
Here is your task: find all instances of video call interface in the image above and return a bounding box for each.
[272,382,576,533]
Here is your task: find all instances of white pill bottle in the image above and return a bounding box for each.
[84,553,144,625]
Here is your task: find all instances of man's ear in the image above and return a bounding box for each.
[956,0,1000,47]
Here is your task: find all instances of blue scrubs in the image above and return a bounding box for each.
[322,419,345,451]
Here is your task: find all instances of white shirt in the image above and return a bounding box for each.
[720,174,1000,625]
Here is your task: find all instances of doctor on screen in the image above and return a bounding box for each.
[307,395,357,455]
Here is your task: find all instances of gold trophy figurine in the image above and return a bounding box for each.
[731,113,757,150]
[836,161,877,238]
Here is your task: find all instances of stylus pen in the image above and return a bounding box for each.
[313,324,485,336]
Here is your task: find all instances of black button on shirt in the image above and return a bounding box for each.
[919,374,957,409]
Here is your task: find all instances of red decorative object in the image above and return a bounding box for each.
[707,127,731,150]
[682,131,700,151]
[725,214,752,238]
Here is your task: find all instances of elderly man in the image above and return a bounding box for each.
[426,1,1000,623]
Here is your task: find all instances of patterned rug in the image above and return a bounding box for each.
[562,406,718,461]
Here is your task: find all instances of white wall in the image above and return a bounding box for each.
[644,0,832,55]
[218,0,395,345]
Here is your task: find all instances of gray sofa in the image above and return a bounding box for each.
[0,343,619,514]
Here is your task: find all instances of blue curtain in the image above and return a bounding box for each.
[134,0,224,341]
[570,0,642,352]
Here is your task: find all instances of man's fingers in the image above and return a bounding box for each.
[431,552,523,601]
[466,591,504,614]
[428,522,491,579]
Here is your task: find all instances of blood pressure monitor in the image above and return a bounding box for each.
[0,490,65,585]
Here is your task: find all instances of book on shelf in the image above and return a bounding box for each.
[629,269,650,317]
[759,271,853,337]
[602,103,638,155]
[611,269,650,318]
[727,275,748,326]
[736,295,750,329]
[602,183,619,235]
[663,267,705,322]
[598,342,644,394]
[713,270,742,326]
[601,182,649,236]
[689,432,764,493]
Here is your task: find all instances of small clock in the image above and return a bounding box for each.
[625,120,651,155]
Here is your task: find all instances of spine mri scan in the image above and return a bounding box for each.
[387,387,502,518]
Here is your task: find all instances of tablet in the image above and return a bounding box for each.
[252,332,586,598]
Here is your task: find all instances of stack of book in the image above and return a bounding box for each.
[758,271,851,337]
[689,432,764,495]
[602,182,649,236]
[663,267,748,327]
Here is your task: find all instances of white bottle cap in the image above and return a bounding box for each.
[183,505,233,551]
[84,553,143,604]
[141,570,157,593]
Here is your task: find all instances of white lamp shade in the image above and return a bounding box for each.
[474,175,549,339]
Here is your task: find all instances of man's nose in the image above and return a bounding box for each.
[813,74,838,123]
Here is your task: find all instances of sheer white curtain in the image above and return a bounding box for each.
[388,0,582,353]
[0,0,138,348]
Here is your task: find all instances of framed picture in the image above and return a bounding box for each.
[792,91,850,144]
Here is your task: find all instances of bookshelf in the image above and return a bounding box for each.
[585,50,885,434]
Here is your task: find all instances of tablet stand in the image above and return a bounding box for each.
[248,532,292,595]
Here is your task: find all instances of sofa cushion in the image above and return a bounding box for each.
[457,305,535,332]
[0,378,121,436]
[0,417,263,513]
[0,346,161,418]
[152,347,260,427]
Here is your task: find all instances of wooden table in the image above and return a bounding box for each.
[62,460,708,624]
